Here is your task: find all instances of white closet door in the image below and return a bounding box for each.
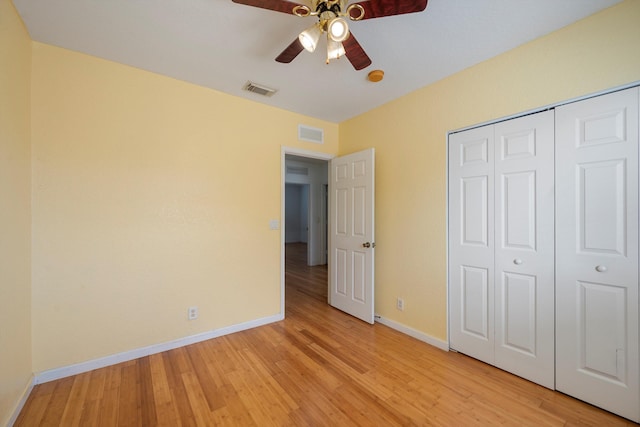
[556,87,639,422]
[449,125,495,365]
[493,111,555,388]
[450,112,555,388]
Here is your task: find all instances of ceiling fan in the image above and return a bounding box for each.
[231,0,428,70]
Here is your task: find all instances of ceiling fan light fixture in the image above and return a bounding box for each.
[326,38,345,62]
[327,17,349,42]
[299,23,323,52]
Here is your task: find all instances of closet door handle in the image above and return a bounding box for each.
[595,265,608,273]
[513,258,523,265]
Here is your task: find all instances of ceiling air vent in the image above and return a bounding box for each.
[298,124,324,144]
[243,81,277,97]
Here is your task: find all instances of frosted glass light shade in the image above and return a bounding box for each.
[299,24,322,52]
[327,18,349,42]
[327,38,345,61]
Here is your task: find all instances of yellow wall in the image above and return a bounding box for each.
[0,0,32,424]
[340,0,640,341]
[30,43,338,372]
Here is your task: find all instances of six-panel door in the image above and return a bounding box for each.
[555,87,639,422]
[329,148,375,324]
[449,125,496,365]
[494,111,555,389]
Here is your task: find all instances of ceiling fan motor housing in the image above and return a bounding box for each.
[315,0,342,15]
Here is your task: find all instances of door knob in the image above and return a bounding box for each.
[362,242,371,248]
[595,265,608,273]
[513,258,523,265]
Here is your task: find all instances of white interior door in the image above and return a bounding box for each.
[493,111,555,389]
[555,87,639,422]
[449,125,496,365]
[449,111,555,388]
[329,149,375,324]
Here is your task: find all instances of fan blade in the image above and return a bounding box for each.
[343,33,372,70]
[232,0,306,15]
[349,0,428,20]
[276,38,305,63]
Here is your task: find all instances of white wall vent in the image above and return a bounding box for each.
[242,81,277,97]
[298,124,324,144]
[287,166,309,176]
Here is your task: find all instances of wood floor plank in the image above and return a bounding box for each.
[271,364,356,427]
[58,372,91,426]
[180,371,217,426]
[214,383,257,426]
[225,370,286,427]
[161,351,197,426]
[116,363,141,427]
[334,382,410,426]
[138,356,158,426]
[84,368,107,403]
[39,376,74,426]
[240,348,299,412]
[184,344,225,412]
[96,364,122,427]
[148,353,182,427]
[15,243,639,426]
[12,390,52,426]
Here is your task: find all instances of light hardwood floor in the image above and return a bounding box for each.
[15,243,638,426]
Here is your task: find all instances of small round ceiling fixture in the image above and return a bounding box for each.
[367,70,384,82]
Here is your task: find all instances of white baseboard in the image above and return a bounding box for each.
[34,313,284,385]
[374,314,449,352]
[7,374,34,427]
[30,312,445,394]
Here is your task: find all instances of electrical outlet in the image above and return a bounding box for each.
[188,306,198,320]
[396,298,404,311]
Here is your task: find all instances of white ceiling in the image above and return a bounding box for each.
[14,0,621,123]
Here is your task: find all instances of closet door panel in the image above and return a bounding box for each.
[461,266,490,339]
[501,171,536,250]
[494,110,555,389]
[500,271,537,353]
[556,87,639,422]
[461,176,489,246]
[449,126,495,364]
[578,159,627,255]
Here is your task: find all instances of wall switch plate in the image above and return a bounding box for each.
[188,306,198,320]
[269,219,280,230]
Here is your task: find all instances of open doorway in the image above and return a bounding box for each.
[282,151,330,316]
[285,183,310,254]
[284,155,329,266]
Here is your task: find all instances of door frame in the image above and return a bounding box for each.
[280,147,334,317]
